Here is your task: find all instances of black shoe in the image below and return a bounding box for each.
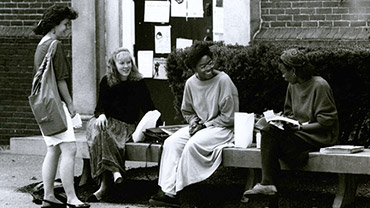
[65,202,90,208]
[149,192,180,207]
[41,199,66,208]
[86,194,100,202]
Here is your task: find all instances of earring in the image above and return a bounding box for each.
[53,29,56,34]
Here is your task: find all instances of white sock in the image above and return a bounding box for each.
[165,193,176,198]
[113,171,123,183]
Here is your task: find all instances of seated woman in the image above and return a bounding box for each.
[244,48,339,196]
[149,42,239,207]
[86,48,158,202]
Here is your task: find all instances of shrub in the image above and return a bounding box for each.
[166,41,370,146]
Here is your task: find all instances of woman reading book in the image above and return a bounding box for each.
[244,48,339,197]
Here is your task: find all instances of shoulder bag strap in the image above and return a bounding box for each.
[30,40,59,96]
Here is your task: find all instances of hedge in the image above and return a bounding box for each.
[165,41,370,146]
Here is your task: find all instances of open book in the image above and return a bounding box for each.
[263,110,300,130]
[320,145,365,154]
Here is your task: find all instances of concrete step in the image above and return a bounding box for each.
[10,131,89,158]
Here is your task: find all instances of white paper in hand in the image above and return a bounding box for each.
[132,110,161,142]
[72,113,82,129]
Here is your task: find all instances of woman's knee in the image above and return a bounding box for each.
[46,145,61,156]
[60,142,77,156]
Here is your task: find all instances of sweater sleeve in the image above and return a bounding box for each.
[205,75,239,127]
[313,82,338,127]
[181,80,199,124]
[52,41,69,81]
[283,85,293,117]
[138,79,156,113]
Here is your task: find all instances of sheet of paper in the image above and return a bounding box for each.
[176,38,193,49]
[138,50,154,78]
[187,0,203,18]
[72,113,82,129]
[213,7,224,33]
[153,57,168,80]
[171,0,187,17]
[144,1,170,23]
[155,25,171,54]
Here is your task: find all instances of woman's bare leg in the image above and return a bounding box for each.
[94,171,109,200]
[42,145,63,205]
[59,142,84,205]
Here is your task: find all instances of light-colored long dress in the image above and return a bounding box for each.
[158,72,239,195]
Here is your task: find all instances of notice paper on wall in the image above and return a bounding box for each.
[138,50,154,78]
[155,25,171,54]
[144,1,170,23]
[187,0,203,18]
[213,7,224,34]
[171,0,187,17]
[176,38,193,49]
[153,57,168,80]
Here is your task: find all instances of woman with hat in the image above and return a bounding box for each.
[244,48,339,197]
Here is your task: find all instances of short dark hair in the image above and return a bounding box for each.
[280,48,314,80]
[33,5,78,36]
[185,42,212,69]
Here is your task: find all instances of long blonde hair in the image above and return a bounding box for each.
[106,48,142,87]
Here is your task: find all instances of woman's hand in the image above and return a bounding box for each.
[95,114,108,130]
[189,121,206,136]
[67,102,76,118]
[283,123,300,131]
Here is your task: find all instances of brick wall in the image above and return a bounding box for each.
[261,0,370,28]
[0,0,71,145]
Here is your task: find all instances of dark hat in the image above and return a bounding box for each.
[280,48,307,67]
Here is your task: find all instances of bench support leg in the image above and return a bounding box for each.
[79,158,91,186]
[332,173,359,208]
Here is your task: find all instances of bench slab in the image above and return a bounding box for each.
[10,136,370,174]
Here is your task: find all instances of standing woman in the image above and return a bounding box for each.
[86,48,158,202]
[244,48,339,197]
[33,5,89,208]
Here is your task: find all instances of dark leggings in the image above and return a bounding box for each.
[260,124,318,186]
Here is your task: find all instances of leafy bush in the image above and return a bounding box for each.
[166,41,370,146]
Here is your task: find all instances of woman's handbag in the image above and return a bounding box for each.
[28,40,68,136]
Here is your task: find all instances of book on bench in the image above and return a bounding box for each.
[320,145,365,154]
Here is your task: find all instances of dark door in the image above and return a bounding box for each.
[133,0,213,125]
[134,0,213,56]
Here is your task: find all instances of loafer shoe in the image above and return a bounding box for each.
[86,194,100,202]
[41,199,66,208]
[149,192,180,207]
[66,202,90,208]
[243,183,277,196]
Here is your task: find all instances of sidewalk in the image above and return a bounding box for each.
[3,143,370,208]
[0,146,150,208]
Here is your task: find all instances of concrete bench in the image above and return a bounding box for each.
[10,135,370,208]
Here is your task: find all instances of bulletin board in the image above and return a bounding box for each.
[133,0,213,125]
[134,0,213,59]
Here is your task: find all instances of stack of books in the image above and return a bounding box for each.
[320,145,365,154]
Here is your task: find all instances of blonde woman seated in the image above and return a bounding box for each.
[86,48,158,202]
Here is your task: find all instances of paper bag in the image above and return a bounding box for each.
[234,112,255,148]
[132,110,161,142]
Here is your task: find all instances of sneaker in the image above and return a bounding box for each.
[149,192,180,207]
[243,183,277,196]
